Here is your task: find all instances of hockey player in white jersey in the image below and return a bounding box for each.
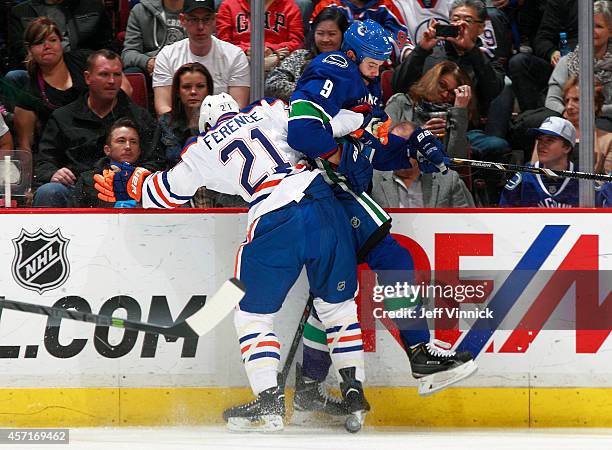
[94,94,368,432]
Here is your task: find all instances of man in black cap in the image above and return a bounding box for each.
[152,0,250,115]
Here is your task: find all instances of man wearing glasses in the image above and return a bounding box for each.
[152,0,250,115]
[392,0,504,119]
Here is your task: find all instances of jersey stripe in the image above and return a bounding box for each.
[289,99,332,122]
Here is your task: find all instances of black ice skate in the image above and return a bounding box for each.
[406,339,478,396]
[293,363,348,416]
[223,386,285,432]
[339,367,370,433]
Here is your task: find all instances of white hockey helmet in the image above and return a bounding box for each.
[199,93,240,132]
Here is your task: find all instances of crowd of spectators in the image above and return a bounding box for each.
[0,0,610,209]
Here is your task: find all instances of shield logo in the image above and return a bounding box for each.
[12,229,70,294]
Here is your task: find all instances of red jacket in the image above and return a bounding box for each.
[216,0,304,53]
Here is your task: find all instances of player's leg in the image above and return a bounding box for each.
[304,193,369,430]
[223,207,305,432]
[365,234,477,395]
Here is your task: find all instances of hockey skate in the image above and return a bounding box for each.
[406,339,477,396]
[339,367,370,433]
[293,363,348,416]
[223,386,285,432]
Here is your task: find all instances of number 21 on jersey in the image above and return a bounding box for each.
[219,128,291,195]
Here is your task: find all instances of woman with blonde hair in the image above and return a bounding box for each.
[13,17,131,152]
[385,60,475,158]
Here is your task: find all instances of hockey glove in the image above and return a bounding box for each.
[406,127,449,174]
[94,162,151,203]
[348,103,373,139]
[337,138,374,195]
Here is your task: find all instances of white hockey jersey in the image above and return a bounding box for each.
[393,0,498,56]
[142,99,318,226]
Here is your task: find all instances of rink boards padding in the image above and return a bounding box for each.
[0,208,610,427]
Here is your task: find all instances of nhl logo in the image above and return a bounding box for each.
[12,229,70,294]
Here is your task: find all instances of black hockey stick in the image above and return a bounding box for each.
[446,157,612,182]
[0,278,245,339]
[278,294,314,390]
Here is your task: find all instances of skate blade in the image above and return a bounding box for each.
[418,360,478,397]
[226,414,284,432]
[290,409,345,426]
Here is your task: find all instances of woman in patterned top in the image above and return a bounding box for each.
[264,7,348,102]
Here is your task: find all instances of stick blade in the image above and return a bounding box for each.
[185,278,245,336]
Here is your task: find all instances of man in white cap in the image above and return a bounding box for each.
[152,0,250,115]
[499,116,579,208]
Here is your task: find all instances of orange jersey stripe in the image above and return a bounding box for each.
[254,178,282,194]
[240,340,281,354]
[327,334,363,344]
[152,175,182,208]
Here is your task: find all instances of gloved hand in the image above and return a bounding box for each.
[93,162,151,203]
[406,127,448,174]
[348,103,373,139]
[369,115,392,145]
[337,138,373,194]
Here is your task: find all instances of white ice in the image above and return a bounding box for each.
[18,426,612,450]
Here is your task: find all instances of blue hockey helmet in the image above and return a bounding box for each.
[341,19,393,63]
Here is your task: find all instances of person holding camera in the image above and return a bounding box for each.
[385,61,474,158]
[392,0,504,121]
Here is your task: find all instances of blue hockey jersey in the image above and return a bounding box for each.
[499,162,579,208]
[288,51,384,159]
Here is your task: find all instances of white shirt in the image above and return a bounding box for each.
[152,36,250,94]
[0,114,8,138]
[394,175,424,208]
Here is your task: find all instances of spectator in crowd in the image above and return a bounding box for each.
[216,0,304,73]
[310,0,413,64]
[8,0,115,71]
[0,113,12,149]
[153,0,250,115]
[393,0,513,68]
[69,118,145,207]
[393,0,504,121]
[385,60,474,158]
[158,62,210,165]
[264,7,349,102]
[546,1,612,121]
[121,0,187,76]
[533,76,612,175]
[13,18,132,152]
[392,0,508,158]
[370,122,475,207]
[500,116,580,207]
[508,0,577,112]
[34,50,164,207]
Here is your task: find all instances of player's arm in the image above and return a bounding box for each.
[94,139,208,208]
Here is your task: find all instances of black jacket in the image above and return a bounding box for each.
[533,0,578,62]
[392,40,505,119]
[36,90,165,185]
[9,0,116,69]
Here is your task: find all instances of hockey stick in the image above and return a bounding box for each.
[0,278,245,338]
[278,294,314,390]
[445,157,612,182]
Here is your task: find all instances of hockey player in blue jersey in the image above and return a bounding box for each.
[287,19,477,413]
[94,94,371,432]
[500,117,579,208]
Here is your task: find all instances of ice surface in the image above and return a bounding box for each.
[20,426,612,450]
